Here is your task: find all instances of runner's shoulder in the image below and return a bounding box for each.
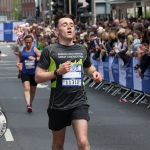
[42,43,58,54]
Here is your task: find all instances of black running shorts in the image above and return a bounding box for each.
[47,105,90,131]
[21,72,37,86]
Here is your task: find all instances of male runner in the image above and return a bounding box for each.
[35,13,102,150]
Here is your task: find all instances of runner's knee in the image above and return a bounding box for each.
[52,140,64,149]
[77,138,89,149]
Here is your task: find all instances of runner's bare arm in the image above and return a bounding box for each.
[35,67,56,83]
[84,65,103,83]
[14,46,19,56]
[84,65,97,77]
[34,47,41,61]
[17,50,22,64]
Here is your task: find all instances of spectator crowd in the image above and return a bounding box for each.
[13,17,150,80]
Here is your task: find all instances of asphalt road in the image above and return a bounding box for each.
[0,43,150,150]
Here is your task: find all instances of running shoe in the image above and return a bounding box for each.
[27,105,32,113]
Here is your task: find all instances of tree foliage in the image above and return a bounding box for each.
[12,0,22,21]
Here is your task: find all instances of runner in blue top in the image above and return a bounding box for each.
[17,35,41,113]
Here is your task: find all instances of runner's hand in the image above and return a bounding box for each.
[93,71,103,83]
[28,56,36,60]
[58,61,71,75]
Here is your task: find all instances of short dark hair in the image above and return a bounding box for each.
[54,13,74,28]
[118,33,126,40]
[24,35,33,41]
[141,38,149,45]
[80,25,85,31]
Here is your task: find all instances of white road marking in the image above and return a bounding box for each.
[0,61,16,63]
[7,46,10,47]
[1,54,8,57]
[0,64,16,65]
[4,128,14,141]
[0,67,17,69]
[0,77,17,79]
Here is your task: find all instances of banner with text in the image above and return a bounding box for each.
[91,54,150,93]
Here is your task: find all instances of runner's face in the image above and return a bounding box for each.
[57,18,75,40]
[25,38,33,49]
[19,39,24,45]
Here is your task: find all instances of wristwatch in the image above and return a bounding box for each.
[54,69,59,77]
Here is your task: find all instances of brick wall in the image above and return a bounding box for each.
[22,1,36,19]
[0,0,13,20]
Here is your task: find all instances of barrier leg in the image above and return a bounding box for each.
[95,81,104,90]
[113,87,122,96]
[105,84,113,92]
[107,85,115,93]
[121,90,133,99]
[97,82,106,90]
[132,93,143,104]
[136,95,145,105]
[89,81,95,87]
[91,82,96,87]
[120,90,130,99]
[84,78,92,85]
[83,76,88,81]
[147,104,150,109]
[111,87,120,96]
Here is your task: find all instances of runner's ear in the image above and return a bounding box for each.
[55,28,59,35]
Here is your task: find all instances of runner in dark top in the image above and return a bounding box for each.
[37,42,91,110]
[35,13,102,150]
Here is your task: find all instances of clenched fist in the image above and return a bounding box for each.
[58,61,71,75]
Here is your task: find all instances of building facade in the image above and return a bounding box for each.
[110,0,150,19]
[22,0,36,19]
[0,0,13,20]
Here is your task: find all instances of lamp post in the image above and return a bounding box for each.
[91,0,96,24]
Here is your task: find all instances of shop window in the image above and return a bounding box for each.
[127,8,135,18]
[146,7,150,18]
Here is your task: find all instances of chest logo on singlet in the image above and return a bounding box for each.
[62,64,82,87]
[25,60,35,69]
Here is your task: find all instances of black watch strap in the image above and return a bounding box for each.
[54,69,59,77]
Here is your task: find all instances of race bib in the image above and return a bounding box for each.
[25,60,35,69]
[62,64,82,87]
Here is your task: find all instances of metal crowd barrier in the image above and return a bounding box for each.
[84,74,150,109]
